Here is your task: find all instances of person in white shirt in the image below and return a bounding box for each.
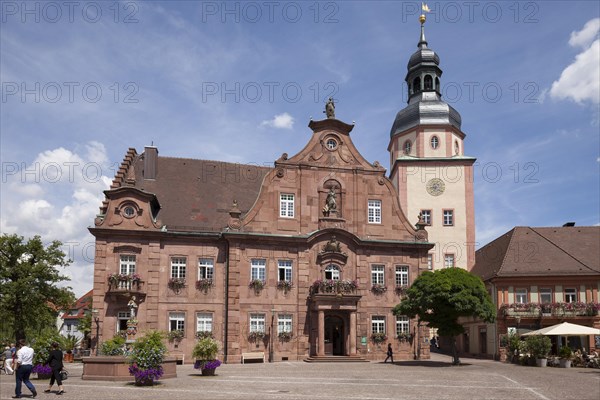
[13,339,37,399]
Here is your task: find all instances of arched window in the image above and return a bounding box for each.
[424,75,433,90]
[435,77,440,92]
[454,140,459,155]
[403,140,412,155]
[430,136,439,149]
[325,265,340,280]
[412,77,421,93]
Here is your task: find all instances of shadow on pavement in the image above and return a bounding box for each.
[388,361,471,367]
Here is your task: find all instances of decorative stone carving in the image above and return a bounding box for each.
[228,200,242,231]
[322,187,337,217]
[324,97,335,119]
[320,235,344,254]
[415,212,429,241]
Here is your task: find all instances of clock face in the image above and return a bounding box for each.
[426,178,445,196]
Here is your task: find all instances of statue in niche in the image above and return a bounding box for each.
[322,187,337,216]
[322,235,343,253]
[127,296,138,319]
[324,97,335,119]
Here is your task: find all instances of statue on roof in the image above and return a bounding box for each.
[324,97,335,119]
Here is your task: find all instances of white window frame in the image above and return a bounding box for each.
[169,312,185,332]
[251,259,266,281]
[395,265,409,286]
[421,210,431,225]
[278,260,292,282]
[403,140,411,154]
[196,312,213,333]
[431,136,439,149]
[371,265,385,285]
[564,288,577,303]
[198,258,214,280]
[325,264,340,280]
[427,254,433,270]
[396,315,410,335]
[277,314,292,334]
[443,210,454,226]
[117,311,131,333]
[540,288,552,304]
[444,254,455,268]
[515,288,528,304]
[280,193,295,218]
[371,316,386,334]
[171,257,186,279]
[120,255,136,275]
[368,200,382,224]
[250,313,266,333]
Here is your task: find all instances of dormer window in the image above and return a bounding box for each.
[454,140,459,155]
[403,140,412,155]
[430,136,439,149]
[412,77,421,93]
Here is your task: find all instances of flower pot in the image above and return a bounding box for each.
[135,378,155,386]
[559,359,571,368]
[201,368,216,376]
[535,358,547,367]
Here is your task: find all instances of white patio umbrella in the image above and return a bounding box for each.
[522,322,600,336]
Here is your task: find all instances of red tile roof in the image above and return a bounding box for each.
[62,290,93,320]
[472,226,600,281]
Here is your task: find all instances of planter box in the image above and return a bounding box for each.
[81,356,177,381]
[506,309,539,317]
[535,358,547,367]
[559,359,572,368]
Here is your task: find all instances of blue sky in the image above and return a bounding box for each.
[1,1,599,296]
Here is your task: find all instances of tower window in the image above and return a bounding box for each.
[403,140,412,155]
[413,77,421,93]
[326,138,337,149]
[424,75,433,90]
[443,210,454,226]
[430,136,439,149]
[435,77,440,92]
[454,140,459,155]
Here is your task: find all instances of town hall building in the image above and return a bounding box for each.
[90,16,474,363]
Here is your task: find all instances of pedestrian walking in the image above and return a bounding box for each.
[384,343,394,363]
[13,339,37,399]
[44,342,65,395]
[3,346,14,374]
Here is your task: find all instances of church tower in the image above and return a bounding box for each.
[388,12,476,270]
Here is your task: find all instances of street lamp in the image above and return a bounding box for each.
[92,309,100,356]
[269,308,276,363]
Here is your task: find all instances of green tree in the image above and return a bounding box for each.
[0,234,75,341]
[393,268,495,365]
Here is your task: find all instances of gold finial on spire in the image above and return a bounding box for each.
[420,3,430,24]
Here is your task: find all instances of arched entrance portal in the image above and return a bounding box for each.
[324,315,344,355]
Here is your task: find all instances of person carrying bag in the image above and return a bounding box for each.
[44,342,65,395]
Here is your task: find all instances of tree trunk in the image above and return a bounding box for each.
[452,337,460,365]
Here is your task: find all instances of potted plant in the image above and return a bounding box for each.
[31,329,62,379]
[248,279,265,293]
[371,284,387,295]
[371,332,387,344]
[396,332,412,342]
[276,280,293,293]
[59,334,81,363]
[192,337,221,376]
[195,278,213,293]
[394,285,409,296]
[100,335,126,356]
[167,330,184,343]
[248,331,265,342]
[168,277,186,293]
[278,331,293,342]
[128,330,167,386]
[507,333,523,364]
[195,330,213,340]
[525,335,551,367]
[559,346,573,368]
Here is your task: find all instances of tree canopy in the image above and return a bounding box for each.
[393,267,495,364]
[0,234,75,341]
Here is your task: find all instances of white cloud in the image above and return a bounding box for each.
[550,19,600,105]
[569,18,600,48]
[260,112,295,129]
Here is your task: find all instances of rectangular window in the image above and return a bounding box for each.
[278,260,292,282]
[371,265,385,285]
[196,313,213,333]
[368,200,382,224]
[198,258,214,280]
[171,257,186,279]
[443,209,454,226]
[251,259,266,281]
[515,288,528,304]
[371,316,386,334]
[395,265,409,286]
[278,314,292,334]
[280,193,294,218]
[564,288,577,303]
[117,312,131,332]
[444,254,455,268]
[427,254,433,270]
[420,209,431,225]
[396,316,410,336]
[250,313,266,333]
[120,255,136,275]
[540,288,552,304]
[169,312,185,332]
